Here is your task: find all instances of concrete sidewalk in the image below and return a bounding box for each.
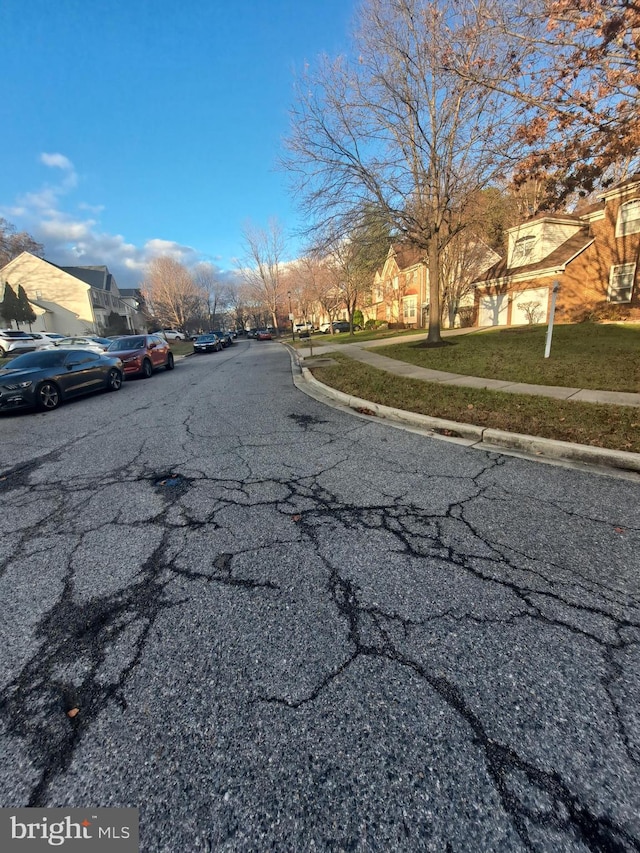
[288,337,640,476]
[295,337,640,408]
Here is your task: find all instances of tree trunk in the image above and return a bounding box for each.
[426,234,443,344]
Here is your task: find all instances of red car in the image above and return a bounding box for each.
[256,329,273,340]
[106,334,174,378]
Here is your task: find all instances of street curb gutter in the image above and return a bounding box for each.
[298,366,640,475]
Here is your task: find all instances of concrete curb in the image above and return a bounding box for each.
[298,365,640,475]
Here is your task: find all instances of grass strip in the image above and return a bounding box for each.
[310,353,640,453]
[372,323,640,392]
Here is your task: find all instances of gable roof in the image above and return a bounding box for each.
[60,265,116,291]
[476,226,593,283]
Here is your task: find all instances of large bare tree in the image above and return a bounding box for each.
[0,218,44,268]
[141,256,204,331]
[239,219,287,332]
[285,0,526,344]
[192,263,232,329]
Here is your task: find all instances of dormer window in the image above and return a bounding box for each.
[511,235,537,266]
[616,199,640,236]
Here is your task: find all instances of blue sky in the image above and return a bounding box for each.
[1,0,356,287]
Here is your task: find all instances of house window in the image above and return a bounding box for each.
[608,263,635,302]
[511,235,537,266]
[403,296,417,322]
[616,199,640,237]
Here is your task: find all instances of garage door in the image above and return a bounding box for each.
[511,287,549,325]
[478,294,508,327]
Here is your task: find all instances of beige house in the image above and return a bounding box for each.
[0,252,139,334]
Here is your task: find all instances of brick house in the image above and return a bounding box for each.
[472,174,640,327]
[367,240,499,329]
[367,244,428,328]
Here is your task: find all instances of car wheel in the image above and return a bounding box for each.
[36,381,61,411]
[106,368,123,391]
[141,359,153,379]
[165,352,175,370]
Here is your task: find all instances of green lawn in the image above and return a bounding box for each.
[169,340,194,357]
[372,323,640,392]
[310,353,640,453]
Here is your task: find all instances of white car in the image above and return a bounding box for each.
[0,329,38,357]
[27,332,66,348]
[294,322,314,333]
[45,336,112,353]
[159,329,185,341]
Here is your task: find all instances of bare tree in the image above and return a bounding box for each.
[285,0,526,344]
[141,256,204,331]
[192,263,232,329]
[440,235,499,328]
[296,253,344,327]
[239,219,287,332]
[0,218,44,268]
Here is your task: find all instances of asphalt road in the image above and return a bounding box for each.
[0,339,639,852]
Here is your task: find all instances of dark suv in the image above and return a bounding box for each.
[106,334,174,378]
[331,321,360,333]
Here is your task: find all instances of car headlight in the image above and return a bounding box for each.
[122,355,140,364]
[4,380,32,390]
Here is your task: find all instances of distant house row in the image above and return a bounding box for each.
[364,173,640,330]
[3,175,640,335]
[0,252,146,335]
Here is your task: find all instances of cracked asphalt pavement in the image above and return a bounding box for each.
[0,339,639,851]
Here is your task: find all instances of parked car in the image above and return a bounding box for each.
[295,322,314,333]
[158,329,185,341]
[211,330,232,347]
[322,321,361,334]
[106,334,174,378]
[0,329,38,358]
[46,335,112,352]
[193,334,222,353]
[0,349,124,412]
[27,332,66,348]
[256,329,273,340]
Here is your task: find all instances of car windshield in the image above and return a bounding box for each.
[196,335,216,342]
[91,337,112,345]
[108,337,145,351]
[1,351,66,370]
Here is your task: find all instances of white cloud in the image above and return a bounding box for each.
[40,152,74,171]
[0,155,237,289]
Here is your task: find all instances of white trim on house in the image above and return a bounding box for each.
[616,199,640,237]
[608,263,636,303]
[473,239,595,290]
